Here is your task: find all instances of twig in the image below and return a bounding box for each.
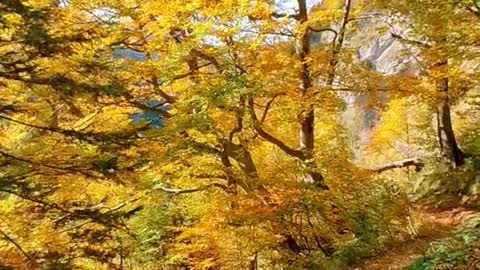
[155,183,230,194]
[0,228,31,261]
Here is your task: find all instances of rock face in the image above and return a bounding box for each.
[327,15,479,163]
[347,19,420,133]
[310,15,425,152]
[354,23,421,76]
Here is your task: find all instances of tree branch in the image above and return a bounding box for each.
[172,62,213,80]
[247,98,305,159]
[474,0,480,11]
[0,114,145,145]
[150,76,177,104]
[260,94,284,123]
[347,13,388,23]
[57,196,144,233]
[191,49,221,71]
[327,0,353,86]
[0,149,97,178]
[154,183,230,194]
[308,27,338,42]
[390,32,432,49]
[0,228,31,261]
[468,6,480,17]
[122,92,173,118]
[371,157,424,173]
[271,12,301,20]
[248,12,301,21]
[0,187,68,213]
[314,87,391,93]
[229,98,245,141]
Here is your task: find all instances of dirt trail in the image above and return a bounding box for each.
[348,207,480,270]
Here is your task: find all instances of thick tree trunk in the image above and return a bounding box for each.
[222,140,270,205]
[297,0,314,156]
[436,77,464,167]
[299,112,315,155]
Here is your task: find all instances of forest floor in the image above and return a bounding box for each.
[348,206,480,270]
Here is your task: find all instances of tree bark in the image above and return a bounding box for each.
[296,0,327,187]
[436,76,464,168]
[297,0,315,156]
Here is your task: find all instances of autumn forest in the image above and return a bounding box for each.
[0,0,479,269]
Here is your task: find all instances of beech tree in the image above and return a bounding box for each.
[0,0,478,269]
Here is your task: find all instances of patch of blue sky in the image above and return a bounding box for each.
[131,101,170,128]
[113,49,147,61]
[131,111,164,128]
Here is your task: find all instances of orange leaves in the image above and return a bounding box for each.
[0,255,32,270]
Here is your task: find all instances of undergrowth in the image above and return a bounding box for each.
[403,216,480,270]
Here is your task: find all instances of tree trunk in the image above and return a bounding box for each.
[249,253,258,270]
[436,77,464,167]
[297,0,352,186]
[222,140,270,205]
[297,0,314,156]
[297,0,326,186]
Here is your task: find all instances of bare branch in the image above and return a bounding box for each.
[372,157,424,173]
[58,196,144,233]
[0,114,62,133]
[315,87,391,93]
[172,62,213,80]
[308,27,338,42]
[297,0,308,21]
[229,110,244,142]
[191,49,221,71]
[390,32,432,49]
[149,76,177,104]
